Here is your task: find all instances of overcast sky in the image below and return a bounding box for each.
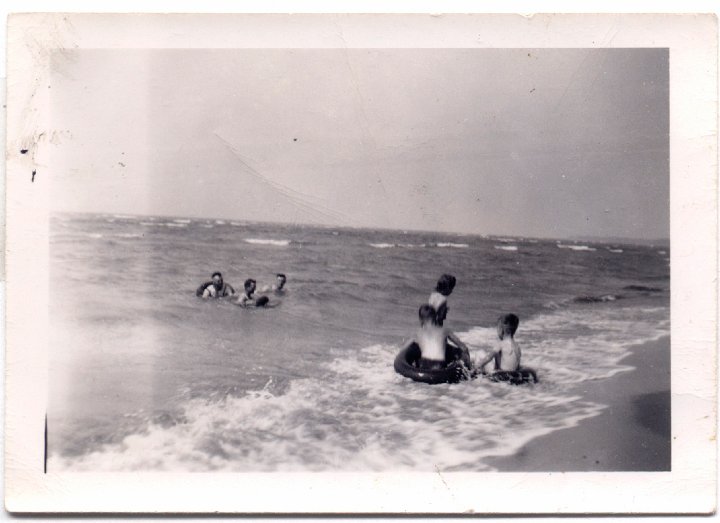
[49,48,668,240]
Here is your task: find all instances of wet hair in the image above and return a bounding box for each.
[418,304,438,325]
[435,274,457,296]
[212,271,223,279]
[276,273,286,280]
[497,313,520,339]
[244,278,256,291]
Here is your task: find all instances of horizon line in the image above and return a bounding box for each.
[50,209,670,247]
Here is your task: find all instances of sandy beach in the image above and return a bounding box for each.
[484,336,671,471]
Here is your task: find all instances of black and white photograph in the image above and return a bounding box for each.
[46,46,673,473]
[4,11,717,514]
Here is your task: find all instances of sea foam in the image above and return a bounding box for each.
[435,242,469,248]
[245,238,291,247]
[557,244,597,252]
[49,305,669,473]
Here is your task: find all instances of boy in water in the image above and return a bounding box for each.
[476,314,537,381]
[235,279,270,308]
[406,304,472,370]
[428,274,456,326]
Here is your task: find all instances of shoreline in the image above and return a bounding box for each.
[484,335,670,471]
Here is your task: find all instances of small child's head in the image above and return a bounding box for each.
[244,278,257,293]
[497,313,520,340]
[435,274,457,296]
[418,304,438,326]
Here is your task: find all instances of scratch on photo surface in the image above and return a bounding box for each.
[213,132,350,225]
[44,414,47,473]
[551,49,608,118]
[434,464,453,495]
[331,16,390,203]
[599,23,621,46]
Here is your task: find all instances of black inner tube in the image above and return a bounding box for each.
[393,342,468,385]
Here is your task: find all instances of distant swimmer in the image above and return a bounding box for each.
[475,313,538,383]
[428,273,456,326]
[260,273,287,295]
[402,304,472,370]
[196,272,236,299]
[236,278,272,308]
[272,273,287,295]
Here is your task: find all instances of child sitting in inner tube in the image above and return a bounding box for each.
[408,304,472,370]
[475,314,538,382]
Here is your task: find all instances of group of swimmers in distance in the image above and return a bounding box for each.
[196,271,287,308]
[404,273,537,382]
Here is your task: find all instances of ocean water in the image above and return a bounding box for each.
[48,212,670,471]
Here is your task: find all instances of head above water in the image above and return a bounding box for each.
[497,313,520,340]
[211,272,223,286]
[435,274,457,296]
[418,304,438,326]
[276,273,287,288]
[244,278,256,293]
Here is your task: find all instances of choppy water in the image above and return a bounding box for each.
[48,212,670,471]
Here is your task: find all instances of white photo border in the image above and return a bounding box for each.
[4,12,717,514]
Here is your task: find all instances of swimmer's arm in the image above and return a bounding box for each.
[234,295,253,307]
[236,300,255,308]
[445,331,469,352]
[475,349,498,373]
[446,330,473,367]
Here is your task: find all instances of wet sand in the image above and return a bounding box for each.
[484,336,671,471]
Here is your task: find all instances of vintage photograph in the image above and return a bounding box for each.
[45,47,670,472]
[4,13,716,514]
